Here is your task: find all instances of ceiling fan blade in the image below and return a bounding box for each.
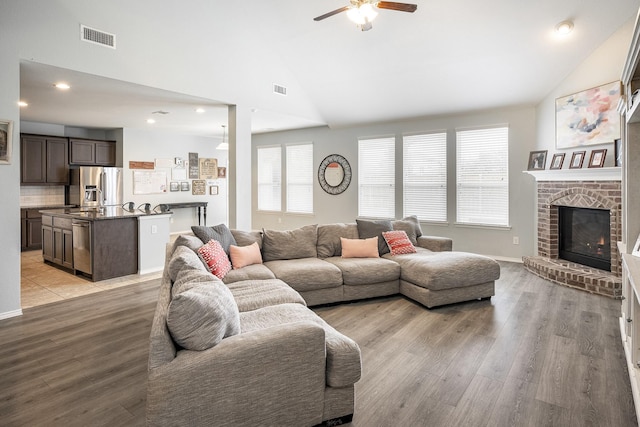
[376,1,417,13]
[313,6,350,21]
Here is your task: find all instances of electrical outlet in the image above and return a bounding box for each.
[513,236,519,245]
[151,225,158,234]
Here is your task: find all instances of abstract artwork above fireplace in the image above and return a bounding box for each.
[555,81,621,149]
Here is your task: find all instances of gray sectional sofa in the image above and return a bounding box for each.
[147,219,500,426]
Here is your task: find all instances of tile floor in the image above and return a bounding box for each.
[20,249,162,309]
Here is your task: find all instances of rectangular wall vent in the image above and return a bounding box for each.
[273,84,287,96]
[80,24,116,49]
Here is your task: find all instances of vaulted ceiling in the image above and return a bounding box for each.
[17,0,640,137]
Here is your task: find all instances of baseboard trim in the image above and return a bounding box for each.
[0,309,23,320]
[491,255,523,263]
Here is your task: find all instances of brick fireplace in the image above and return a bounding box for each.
[523,176,622,298]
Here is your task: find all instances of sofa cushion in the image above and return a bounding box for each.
[192,223,237,255]
[230,242,263,269]
[222,264,277,284]
[356,219,393,255]
[168,245,208,282]
[239,303,361,388]
[391,251,500,291]
[262,225,318,261]
[231,229,263,250]
[171,269,223,298]
[340,237,379,258]
[171,234,203,252]
[226,279,306,311]
[382,230,417,255]
[392,215,423,245]
[316,223,359,258]
[325,256,400,285]
[167,282,240,351]
[264,258,343,292]
[197,239,232,280]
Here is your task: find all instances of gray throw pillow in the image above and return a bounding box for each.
[262,224,318,261]
[317,223,359,258]
[356,219,393,255]
[167,282,240,351]
[191,223,237,255]
[392,220,419,246]
[394,215,423,238]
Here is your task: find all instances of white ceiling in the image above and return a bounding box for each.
[17,0,640,138]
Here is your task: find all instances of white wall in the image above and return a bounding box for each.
[252,106,537,261]
[122,128,229,233]
[536,18,634,157]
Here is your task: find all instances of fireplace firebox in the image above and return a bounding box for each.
[558,206,611,271]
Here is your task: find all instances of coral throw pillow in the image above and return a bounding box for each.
[340,237,380,258]
[197,239,232,279]
[229,242,263,269]
[382,230,417,255]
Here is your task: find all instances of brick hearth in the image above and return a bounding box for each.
[523,179,622,298]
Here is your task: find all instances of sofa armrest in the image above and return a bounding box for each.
[416,235,453,252]
[147,321,327,427]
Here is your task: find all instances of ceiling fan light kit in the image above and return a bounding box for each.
[314,0,417,31]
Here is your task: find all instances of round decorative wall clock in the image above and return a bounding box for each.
[318,154,352,195]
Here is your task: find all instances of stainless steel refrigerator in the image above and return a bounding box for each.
[67,166,123,209]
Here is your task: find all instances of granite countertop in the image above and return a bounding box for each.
[39,206,173,221]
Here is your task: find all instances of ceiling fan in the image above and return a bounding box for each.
[314,0,418,31]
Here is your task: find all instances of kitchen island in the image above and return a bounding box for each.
[40,207,171,282]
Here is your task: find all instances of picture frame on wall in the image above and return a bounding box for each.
[0,119,13,165]
[180,181,190,191]
[527,150,547,170]
[555,81,622,149]
[588,149,607,168]
[615,138,623,167]
[569,151,586,169]
[209,185,219,195]
[550,153,565,170]
[169,181,179,192]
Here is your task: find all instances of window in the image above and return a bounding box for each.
[403,132,447,222]
[456,126,509,226]
[286,143,313,214]
[359,137,395,218]
[257,146,281,211]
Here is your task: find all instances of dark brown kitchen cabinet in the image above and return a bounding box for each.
[70,138,116,166]
[21,209,43,251]
[21,134,69,185]
[42,215,73,269]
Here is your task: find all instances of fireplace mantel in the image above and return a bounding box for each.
[523,167,621,182]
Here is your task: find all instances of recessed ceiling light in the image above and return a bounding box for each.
[54,82,71,90]
[18,101,28,107]
[146,118,156,124]
[195,108,206,114]
[555,20,574,36]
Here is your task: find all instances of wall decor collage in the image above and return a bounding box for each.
[130,151,226,196]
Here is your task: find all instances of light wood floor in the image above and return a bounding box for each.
[20,249,162,308]
[0,262,636,426]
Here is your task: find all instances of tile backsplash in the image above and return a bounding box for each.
[20,186,66,207]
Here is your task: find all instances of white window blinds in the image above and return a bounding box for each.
[403,132,447,222]
[257,146,281,212]
[456,126,509,226]
[286,143,313,214]
[358,137,395,218]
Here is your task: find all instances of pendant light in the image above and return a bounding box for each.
[216,125,228,150]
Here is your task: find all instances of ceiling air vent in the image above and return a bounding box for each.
[80,24,116,49]
[273,83,287,96]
